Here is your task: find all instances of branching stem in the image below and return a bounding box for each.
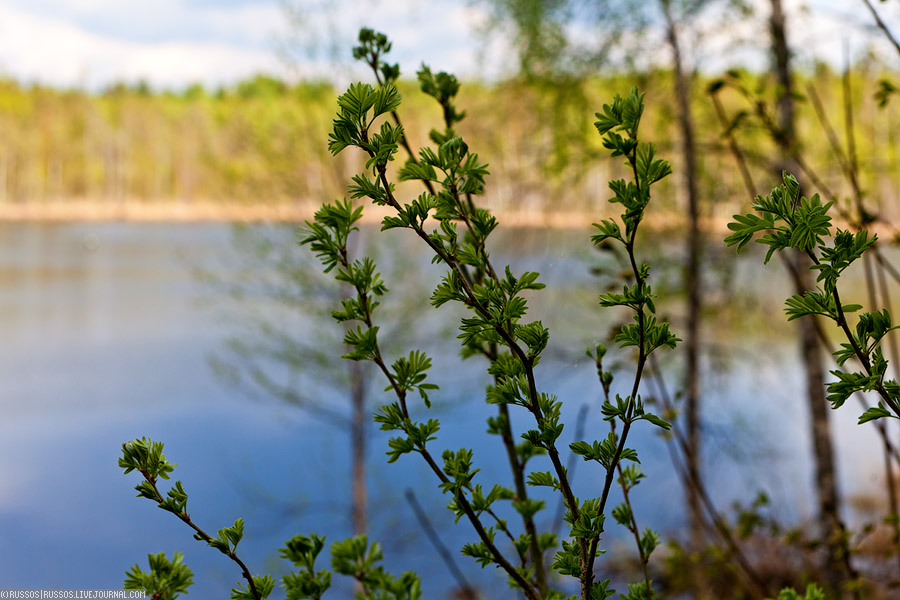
[139,475,260,600]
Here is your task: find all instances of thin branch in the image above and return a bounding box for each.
[646,355,771,597]
[334,221,535,597]
[861,0,900,58]
[404,489,478,596]
[363,50,436,197]
[554,403,590,535]
[139,475,261,600]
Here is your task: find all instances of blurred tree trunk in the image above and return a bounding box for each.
[349,359,368,536]
[660,0,705,578]
[769,0,847,592]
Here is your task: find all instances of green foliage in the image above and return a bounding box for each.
[279,534,421,600]
[124,551,194,600]
[591,89,679,373]
[281,535,332,599]
[119,437,175,482]
[769,584,825,600]
[725,172,834,263]
[388,350,439,407]
[120,438,275,600]
[417,65,466,143]
[232,577,276,600]
[207,519,246,556]
[328,82,403,160]
[298,31,680,600]
[122,27,686,600]
[727,171,900,425]
[353,28,401,86]
[875,78,897,108]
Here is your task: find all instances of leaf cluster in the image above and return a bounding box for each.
[124,552,194,600]
[726,172,900,425]
[726,172,846,266]
[417,65,466,143]
[769,585,825,600]
[328,82,402,162]
[281,534,421,600]
[352,28,400,86]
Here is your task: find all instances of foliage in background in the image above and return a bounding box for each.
[0,67,898,224]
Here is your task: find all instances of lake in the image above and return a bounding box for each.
[0,220,888,597]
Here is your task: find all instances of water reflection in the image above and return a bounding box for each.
[0,221,888,597]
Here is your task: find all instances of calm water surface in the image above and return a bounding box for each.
[0,221,887,597]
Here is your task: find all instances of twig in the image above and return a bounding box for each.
[553,403,590,535]
[645,355,771,597]
[137,472,261,600]
[861,0,900,59]
[404,489,478,596]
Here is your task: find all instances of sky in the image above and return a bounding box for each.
[0,0,898,91]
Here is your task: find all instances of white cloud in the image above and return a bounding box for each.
[7,0,284,46]
[0,0,896,90]
[0,0,501,89]
[0,1,286,88]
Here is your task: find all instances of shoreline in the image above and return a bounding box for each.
[0,200,883,237]
[0,199,625,229]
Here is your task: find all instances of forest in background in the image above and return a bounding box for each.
[0,64,899,226]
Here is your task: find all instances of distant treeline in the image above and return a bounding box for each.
[0,68,898,221]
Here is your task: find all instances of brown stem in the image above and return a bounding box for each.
[337,171,540,598]
[617,460,653,597]
[822,259,900,418]
[365,52,436,197]
[372,342,538,597]
[449,181,498,281]
[554,404,590,535]
[496,397,548,591]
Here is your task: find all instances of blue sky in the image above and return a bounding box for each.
[0,0,897,90]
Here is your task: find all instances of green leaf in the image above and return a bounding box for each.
[231,575,275,600]
[526,471,560,490]
[640,412,671,430]
[784,288,836,321]
[461,535,496,568]
[859,403,892,424]
[125,551,194,600]
[725,212,775,252]
[789,193,832,252]
[120,437,176,481]
[372,84,402,118]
